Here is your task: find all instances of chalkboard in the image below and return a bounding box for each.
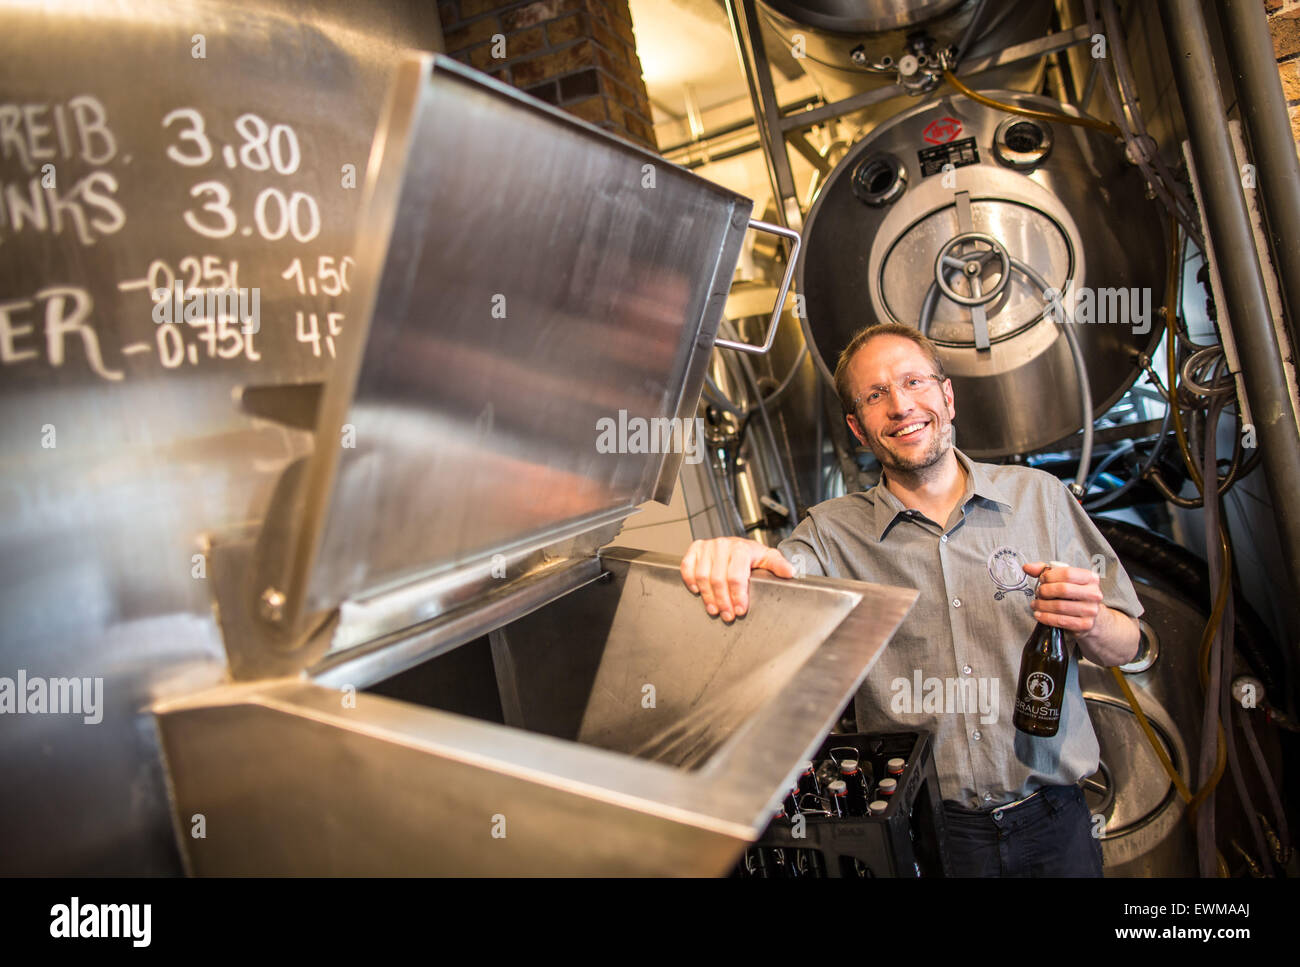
[0,0,444,874]
[0,6,424,394]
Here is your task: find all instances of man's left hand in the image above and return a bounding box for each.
[1022,561,1102,637]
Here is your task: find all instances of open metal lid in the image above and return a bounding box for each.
[271,54,766,642]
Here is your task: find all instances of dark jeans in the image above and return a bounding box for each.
[941,783,1103,877]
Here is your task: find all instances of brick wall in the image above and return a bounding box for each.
[438,0,659,151]
[1266,0,1300,152]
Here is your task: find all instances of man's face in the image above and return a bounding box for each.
[845,335,956,475]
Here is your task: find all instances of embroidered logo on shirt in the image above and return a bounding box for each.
[988,546,1033,600]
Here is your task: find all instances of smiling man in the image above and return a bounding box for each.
[679,322,1143,877]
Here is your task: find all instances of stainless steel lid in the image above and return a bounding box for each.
[270,55,760,644]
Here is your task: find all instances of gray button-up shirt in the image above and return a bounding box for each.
[776,449,1144,809]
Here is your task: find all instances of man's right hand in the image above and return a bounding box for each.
[679,537,797,623]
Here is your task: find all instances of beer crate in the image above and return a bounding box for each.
[744,730,950,878]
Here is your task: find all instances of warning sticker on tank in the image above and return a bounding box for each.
[918,136,980,177]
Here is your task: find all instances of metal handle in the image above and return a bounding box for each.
[713,218,802,355]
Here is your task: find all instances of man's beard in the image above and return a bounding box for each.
[871,418,954,481]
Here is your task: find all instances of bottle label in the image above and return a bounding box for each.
[1014,697,1060,720]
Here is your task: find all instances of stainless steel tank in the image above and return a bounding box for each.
[757,0,1051,128]
[797,90,1167,457]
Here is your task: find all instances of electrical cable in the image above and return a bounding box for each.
[1081,399,1172,509]
[1239,708,1291,858]
[1200,391,1272,874]
[1084,440,1135,491]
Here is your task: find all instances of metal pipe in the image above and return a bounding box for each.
[722,0,800,229]
[1217,0,1300,376]
[1158,0,1300,668]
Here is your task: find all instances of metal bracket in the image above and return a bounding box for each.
[713,218,802,355]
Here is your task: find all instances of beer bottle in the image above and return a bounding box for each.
[868,800,888,816]
[876,777,897,798]
[745,845,774,878]
[1013,560,1072,737]
[839,759,869,816]
[886,757,905,778]
[797,760,821,799]
[783,785,802,817]
[827,779,848,817]
[795,849,824,878]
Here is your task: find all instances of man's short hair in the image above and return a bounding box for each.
[833,323,946,416]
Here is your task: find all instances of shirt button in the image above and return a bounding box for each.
[993,809,1004,820]
[963,664,973,675]
[972,730,982,740]
[952,597,962,608]
[941,534,949,544]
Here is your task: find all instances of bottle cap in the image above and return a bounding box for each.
[829,779,847,795]
[868,800,888,815]
[878,778,897,795]
[886,757,905,775]
[840,758,859,774]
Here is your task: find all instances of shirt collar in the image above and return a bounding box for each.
[954,448,1015,511]
[869,448,1014,542]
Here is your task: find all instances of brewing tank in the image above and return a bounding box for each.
[797,90,1168,457]
[757,0,1051,129]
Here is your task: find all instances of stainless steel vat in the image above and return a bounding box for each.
[156,551,915,875]
[152,55,918,875]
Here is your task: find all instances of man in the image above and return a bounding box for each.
[679,322,1143,877]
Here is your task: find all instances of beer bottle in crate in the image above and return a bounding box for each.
[797,761,820,799]
[1012,560,1072,737]
[839,759,869,816]
[827,779,848,817]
